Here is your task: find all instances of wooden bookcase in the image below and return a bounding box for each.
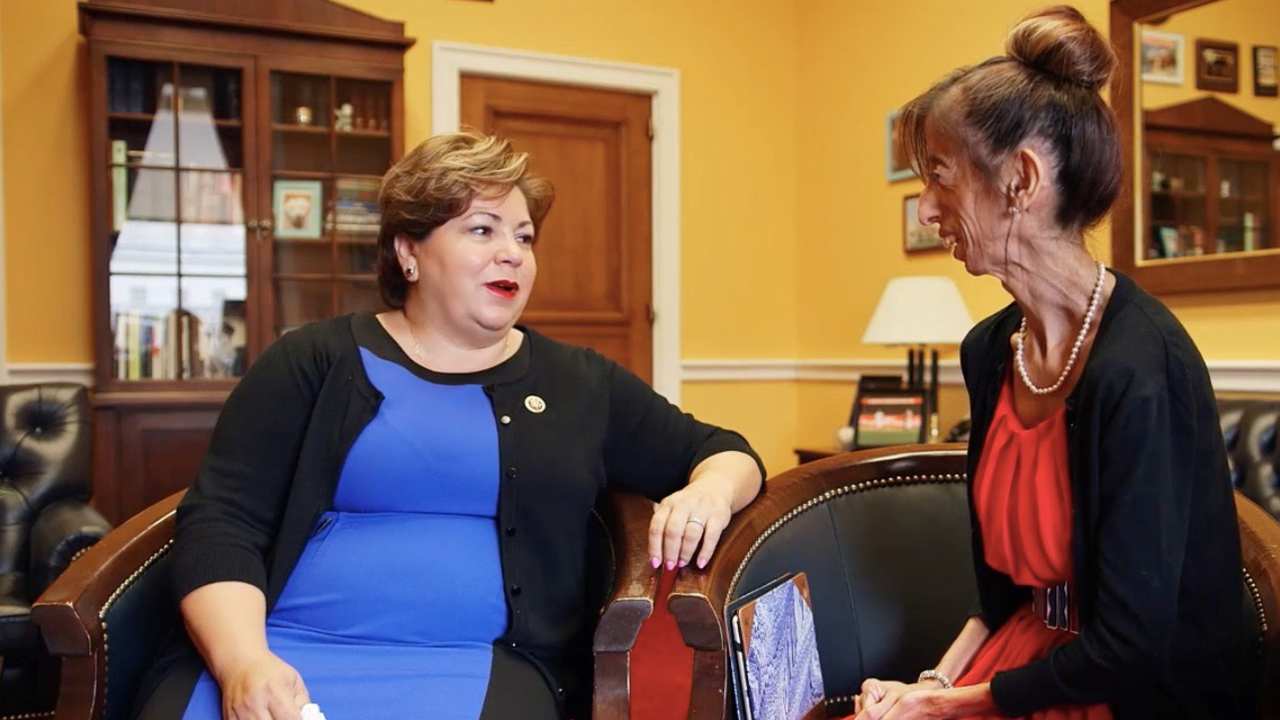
[1143,97,1279,264]
[80,0,412,523]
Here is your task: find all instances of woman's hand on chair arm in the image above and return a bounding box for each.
[648,450,761,570]
[181,581,311,720]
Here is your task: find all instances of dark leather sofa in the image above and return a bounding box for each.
[1221,397,1280,520]
[1,383,113,715]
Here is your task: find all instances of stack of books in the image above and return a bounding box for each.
[333,177,381,235]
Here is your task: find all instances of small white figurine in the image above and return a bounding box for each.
[334,102,354,132]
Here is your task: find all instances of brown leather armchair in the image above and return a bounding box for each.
[668,445,1280,720]
[32,489,658,720]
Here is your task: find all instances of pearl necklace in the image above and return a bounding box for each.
[1015,261,1106,396]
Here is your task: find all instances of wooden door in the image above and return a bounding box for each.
[461,76,654,382]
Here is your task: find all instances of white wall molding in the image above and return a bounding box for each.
[1207,360,1280,394]
[431,41,683,403]
[6,363,95,387]
[681,359,965,385]
[682,358,1280,394]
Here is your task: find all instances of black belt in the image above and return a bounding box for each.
[1032,582,1079,634]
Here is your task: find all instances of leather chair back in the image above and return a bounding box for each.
[729,474,976,710]
[0,383,92,601]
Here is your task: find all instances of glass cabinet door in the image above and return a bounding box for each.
[1147,151,1207,259]
[107,58,250,381]
[1218,159,1270,254]
[267,72,391,340]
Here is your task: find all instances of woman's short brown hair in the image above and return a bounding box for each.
[899,5,1121,231]
[375,131,555,308]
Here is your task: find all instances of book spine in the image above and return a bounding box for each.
[111,140,128,232]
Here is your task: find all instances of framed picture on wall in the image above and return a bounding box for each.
[273,180,324,239]
[1254,45,1278,97]
[903,194,945,252]
[851,388,927,450]
[1195,39,1239,94]
[1140,29,1184,85]
[886,110,914,182]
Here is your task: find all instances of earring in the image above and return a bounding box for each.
[1008,205,1021,215]
[404,265,416,278]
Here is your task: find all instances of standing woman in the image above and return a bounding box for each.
[134,131,764,720]
[852,6,1246,720]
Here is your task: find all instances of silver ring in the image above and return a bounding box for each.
[687,517,705,528]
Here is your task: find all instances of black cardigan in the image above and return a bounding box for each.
[146,313,764,715]
[962,271,1247,719]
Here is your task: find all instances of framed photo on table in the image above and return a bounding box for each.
[851,388,928,450]
[1195,39,1239,94]
[904,194,945,252]
[273,179,324,239]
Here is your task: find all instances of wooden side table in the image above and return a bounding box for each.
[794,447,842,464]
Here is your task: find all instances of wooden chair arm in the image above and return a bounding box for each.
[594,489,661,652]
[592,489,659,720]
[32,491,182,720]
[32,491,183,658]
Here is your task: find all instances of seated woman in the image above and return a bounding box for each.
[134,131,765,720]
[851,6,1247,720]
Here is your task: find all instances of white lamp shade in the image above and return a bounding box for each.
[861,276,975,346]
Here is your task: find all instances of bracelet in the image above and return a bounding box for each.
[917,669,953,689]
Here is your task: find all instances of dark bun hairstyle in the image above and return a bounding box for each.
[899,5,1121,231]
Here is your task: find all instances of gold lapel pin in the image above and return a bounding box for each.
[524,395,546,414]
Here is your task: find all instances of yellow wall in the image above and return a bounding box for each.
[1141,0,1279,124]
[1,0,802,362]
[0,0,91,362]
[0,0,804,469]
[3,0,1278,474]
[791,0,1280,452]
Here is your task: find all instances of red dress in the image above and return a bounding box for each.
[952,376,1110,720]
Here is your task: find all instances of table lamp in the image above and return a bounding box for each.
[861,276,974,441]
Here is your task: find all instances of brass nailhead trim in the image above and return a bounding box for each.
[98,538,175,714]
[1244,567,1269,636]
[728,473,967,597]
[0,711,55,719]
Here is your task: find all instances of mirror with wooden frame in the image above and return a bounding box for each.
[1111,0,1280,294]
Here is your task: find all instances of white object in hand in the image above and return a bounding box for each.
[300,703,327,720]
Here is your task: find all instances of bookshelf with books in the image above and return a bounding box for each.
[82,0,411,523]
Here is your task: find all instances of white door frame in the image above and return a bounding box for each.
[431,42,682,403]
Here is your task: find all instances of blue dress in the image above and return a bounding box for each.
[180,346,558,720]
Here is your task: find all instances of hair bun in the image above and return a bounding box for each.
[1006,5,1116,92]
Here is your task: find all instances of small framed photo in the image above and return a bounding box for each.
[273,180,323,239]
[903,194,945,252]
[886,110,914,182]
[1140,29,1184,85]
[851,388,928,450]
[1196,39,1239,94]
[1254,45,1278,97]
